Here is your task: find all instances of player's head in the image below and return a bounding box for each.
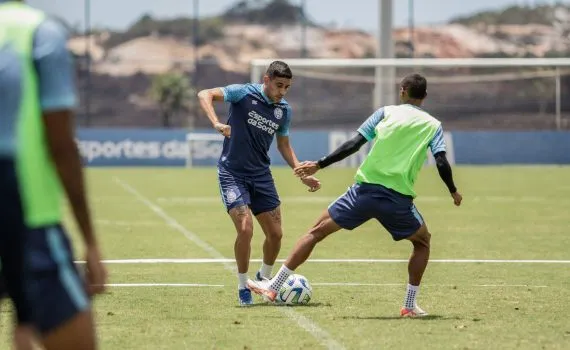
[263,61,293,103]
[399,73,427,104]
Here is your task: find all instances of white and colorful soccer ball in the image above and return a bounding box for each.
[277,274,312,305]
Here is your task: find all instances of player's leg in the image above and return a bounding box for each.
[1,234,36,350]
[401,222,431,315]
[228,205,255,299]
[373,187,430,317]
[406,223,431,287]
[26,224,97,350]
[248,184,370,301]
[0,158,35,350]
[254,207,282,280]
[250,174,282,281]
[217,166,254,305]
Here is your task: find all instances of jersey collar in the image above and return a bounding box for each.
[260,84,282,105]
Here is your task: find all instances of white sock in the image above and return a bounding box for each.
[403,283,419,309]
[269,265,293,292]
[259,263,273,279]
[238,273,248,289]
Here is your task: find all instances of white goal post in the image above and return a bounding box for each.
[185,132,224,168]
[250,58,570,130]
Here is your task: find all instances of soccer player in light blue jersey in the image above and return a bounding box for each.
[0,1,106,349]
[198,61,321,306]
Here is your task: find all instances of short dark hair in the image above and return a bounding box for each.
[401,73,427,99]
[266,60,293,79]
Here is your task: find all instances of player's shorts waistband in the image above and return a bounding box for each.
[217,163,272,179]
[355,182,414,200]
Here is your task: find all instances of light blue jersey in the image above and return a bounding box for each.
[0,8,76,157]
[357,106,446,155]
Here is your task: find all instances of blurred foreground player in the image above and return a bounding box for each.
[0,1,107,349]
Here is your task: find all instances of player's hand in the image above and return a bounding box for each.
[294,161,319,178]
[84,245,107,297]
[214,122,231,138]
[301,175,321,192]
[451,191,462,206]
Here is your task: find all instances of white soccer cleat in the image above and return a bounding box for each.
[246,278,277,302]
[400,304,429,318]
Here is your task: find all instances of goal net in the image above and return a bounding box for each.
[250,58,569,131]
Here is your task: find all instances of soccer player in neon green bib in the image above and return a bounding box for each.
[248,74,463,317]
[0,1,106,348]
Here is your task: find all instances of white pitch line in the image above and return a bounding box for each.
[102,282,550,288]
[106,283,224,287]
[74,258,570,264]
[113,177,345,350]
[113,178,231,269]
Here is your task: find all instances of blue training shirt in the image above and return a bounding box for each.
[219,83,292,176]
[357,106,447,155]
[0,13,77,157]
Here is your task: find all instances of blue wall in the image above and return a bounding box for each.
[75,128,570,167]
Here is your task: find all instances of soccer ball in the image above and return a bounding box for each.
[277,274,312,305]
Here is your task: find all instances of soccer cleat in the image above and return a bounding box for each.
[400,305,429,318]
[238,288,253,306]
[246,279,277,302]
[255,271,264,281]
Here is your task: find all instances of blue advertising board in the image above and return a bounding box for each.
[76,128,570,167]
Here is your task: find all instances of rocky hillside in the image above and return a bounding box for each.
[66,1,570,129]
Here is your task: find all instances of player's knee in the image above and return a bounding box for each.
[410,225,431,249]
[235,219,254,240]
[267,229,283,242]
[236,225,253,240]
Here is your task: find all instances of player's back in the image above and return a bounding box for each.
[355,104,442,197]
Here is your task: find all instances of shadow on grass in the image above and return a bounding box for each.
[234,302,331,309]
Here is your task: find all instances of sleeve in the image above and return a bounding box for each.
[221,84,249,103]
[429,125,446,155]
[357,107,385,141]
[277,106,292,136]
[33,19,78,112]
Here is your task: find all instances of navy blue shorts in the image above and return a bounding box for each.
[217,166,280,216]
[328,183,424,241]
[25,224,90,334]
[0,158,32,324]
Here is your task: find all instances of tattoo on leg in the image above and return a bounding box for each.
[236,205,249,219]
[268,208,281,224]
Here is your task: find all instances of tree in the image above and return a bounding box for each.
[149,71,193,127]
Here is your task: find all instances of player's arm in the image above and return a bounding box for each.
[429,126,462,206]
[295,108,383,177]
[434,152,456,193]
[35,20,95,247]
[197,84,248,137]
[35,20,106,293]
[316,134,368,169]
[277,107,320,192]
[197,87,228,135]
[276,107,300,168]
[276,135,300,169]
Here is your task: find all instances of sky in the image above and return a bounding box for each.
[28,0,568,32]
